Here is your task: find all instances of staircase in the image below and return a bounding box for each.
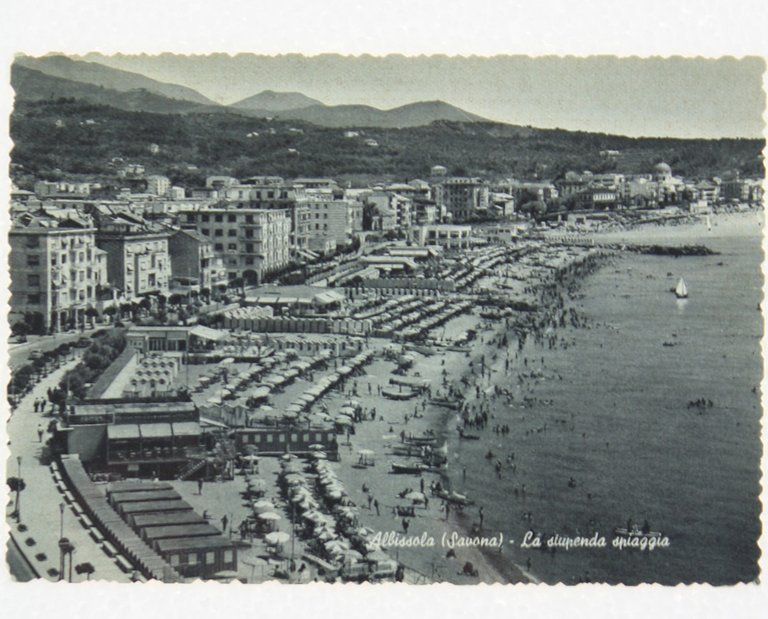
[177,458,206,481]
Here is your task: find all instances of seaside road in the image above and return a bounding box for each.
[6,359,130,582]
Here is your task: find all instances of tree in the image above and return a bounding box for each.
[11,322,30,337]
[75,562,95,581]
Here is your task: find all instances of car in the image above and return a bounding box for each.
[75,337,91,348]
[11,334,27,344]
[29,350,44,361]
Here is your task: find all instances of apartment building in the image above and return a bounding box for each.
[435,177,489,221]
[179,207,292,285]
[9,211,102,333]
[168,229,229,293]
[94,211,172,299]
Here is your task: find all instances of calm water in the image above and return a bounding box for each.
[446,218,763,584]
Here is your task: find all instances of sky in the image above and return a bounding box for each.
[76,53,767,139]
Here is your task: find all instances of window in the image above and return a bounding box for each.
[188,553,198,566]
[227,229,236,237]
[202,228,210,236]
[245,214,254,223]
[27,294,41,304]
[61,254,67,264]
[224,550,233,563]
[214,243,223,251]
[26,255,40,266]
[245,243,253,253]
[25,236,39,248]
[302,434,310,442]
[201,214,210,222]
[291,433,298,443]
[245,257,254,265]
[245,230,254,238]
[228,214,236,222]
[214,229,223,237]
[170,555,180,566]
[266,434,273,443]
[214,214,223,222]
[278,434,285,443]
[206,552,215,565]
[227,243,237,250]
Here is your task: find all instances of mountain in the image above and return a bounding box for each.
[231,90,324,111]
[14,55,215,105]
[11,65,206,114]
[11,97,763,186]
[237,99,488,128]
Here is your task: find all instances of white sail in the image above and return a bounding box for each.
[675,277,688,298]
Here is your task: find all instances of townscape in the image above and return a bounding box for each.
[5,56,765,586]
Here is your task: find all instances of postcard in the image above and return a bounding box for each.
[2,1,766,618]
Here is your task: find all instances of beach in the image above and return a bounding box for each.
[310,210,762,584]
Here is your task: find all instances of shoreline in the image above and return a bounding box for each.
[330,209,761,584]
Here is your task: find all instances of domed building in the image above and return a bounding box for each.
[653,162,672,181]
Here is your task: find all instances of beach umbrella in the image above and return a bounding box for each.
[265,531,290,546]
[341,549,363,562]
[325,539,350,554]
[259,511,282,522]
[326,489,343,501]
[317,529,337,542]
[357,449,374,457]
[308,444,324,451]
[253,499,274,512]
[281,453,296,461]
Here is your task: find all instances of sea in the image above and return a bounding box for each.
[444,213,764,584]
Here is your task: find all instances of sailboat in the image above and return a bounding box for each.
[674,277,688,299]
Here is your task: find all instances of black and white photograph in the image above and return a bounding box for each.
[1,1,766,616]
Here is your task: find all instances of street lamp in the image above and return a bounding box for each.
[15,456,22,522]
[59,503,65,581]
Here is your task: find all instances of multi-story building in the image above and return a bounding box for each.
[9,211,101,333]
[179,207,292,285]
[146,175,171,196]
[720,176,764,204]
[297,197,363,249]
[168,229,228,293]
[367,191,412,229]
[435,177,489,221]
[94,212,172,299]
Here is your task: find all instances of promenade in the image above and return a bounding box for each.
[6,358,130,583]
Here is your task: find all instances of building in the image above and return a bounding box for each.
[94,212,172,299]
[9,211,102,333]
[367,191,412,229]
[179,207,292,285]
[720,176,764,204]
[430,165,448,177]
[297,196,363,249]
[146,175,171,197]
[436,178,489,221]
[417,224,473,250]
[168,229,228,293]
[576,188,620,210]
